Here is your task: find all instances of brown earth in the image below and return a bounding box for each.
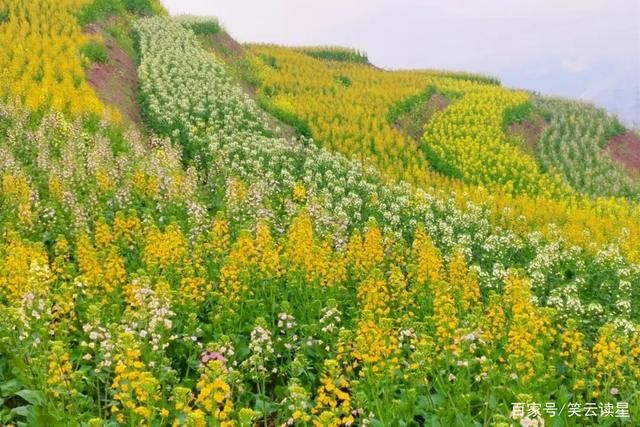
[605,132,640,175]
[84,22,141,126]
[394,93,450,140]
[206,31,244,63]
[506,114,547,153]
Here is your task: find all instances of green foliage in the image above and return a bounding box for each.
[76,0,125,26]
[334,75,352,87]
[257,95,313,139]
[503,100,533,127]
[300,47,369,63]
[191,21,221,35]
[604,116,626,140]
[428,70,501,86]
[123,0,155,15]
[259,54,279,69]
[80,41,109,64]
[235,57,261,88]
[0,10,9,24]
[388,86,437,124]
[387,86,454,141]
[178,18,222,36]
[108,21,137,61]
[75,0,165,25]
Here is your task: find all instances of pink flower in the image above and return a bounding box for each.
[200,351,227,366]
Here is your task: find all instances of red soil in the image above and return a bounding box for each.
[207,31,244,62]
[507,115,547,153]
[84,22,141,126]
[605,132,640,175]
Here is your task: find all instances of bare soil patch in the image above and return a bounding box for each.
[506,114,547,153]
[84,23,141,126]
[394,93,450,140]
[605,132,640,175]
[207,31,244,63]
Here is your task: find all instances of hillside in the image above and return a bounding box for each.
[0,1,639,426]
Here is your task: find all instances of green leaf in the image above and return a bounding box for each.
[11,405,31,417]
[0,379,21,395]
[16,390,45,406]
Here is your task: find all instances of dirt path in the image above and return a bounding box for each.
[85,22,141,126]
[506,114,547,153]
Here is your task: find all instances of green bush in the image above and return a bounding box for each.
[503,100,533,127]
[259,54,279,69]
[108,21,137,61]
[604,117,626,140]
[76,0,125,26]
[123,0,155,15]
[300,47,368,64]
[80,41,109,64]
[335,75,352,87]
[187,20,221,36]
[428,70,500,86]
[0,10,9,24]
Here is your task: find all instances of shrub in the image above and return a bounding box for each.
[334,75,352,87]
[428,70,500,86]
[123,0,154,15]
[76,0,125,26]
[259,54,279,69]
[80,41,109,64]
[604,116,626,139]
[108,21,137,61]
[175,16,222,36]
[503,100,533,127]
[300,47,368,63]
[0,10,9,24]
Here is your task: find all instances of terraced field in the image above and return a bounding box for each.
[0,3,638,426]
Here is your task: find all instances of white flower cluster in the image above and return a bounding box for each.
[536,97,637,198]
[133,17,640,327]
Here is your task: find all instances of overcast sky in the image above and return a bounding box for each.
[162,0,640,127]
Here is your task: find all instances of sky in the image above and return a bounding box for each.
[162,0,640,127]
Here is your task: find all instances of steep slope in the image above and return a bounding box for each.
[0,9,639,427]
[84,20,141,126]
[241,43,640,266]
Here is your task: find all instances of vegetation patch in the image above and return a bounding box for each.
[503,99,534,128]
[534,97,638,198]
[259,53,279,69]
[107,19,138,61]
[334,74,352,87]
[80,40,109,64]
[76,0,126,26]
[123,0,164,16]
[506,113,547,153]
[76,0,165,26]
[257,95,313,139]
[389,86,450,140]
[428,70,501,86]
[299,46,369,63]
[175,15,222,36]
